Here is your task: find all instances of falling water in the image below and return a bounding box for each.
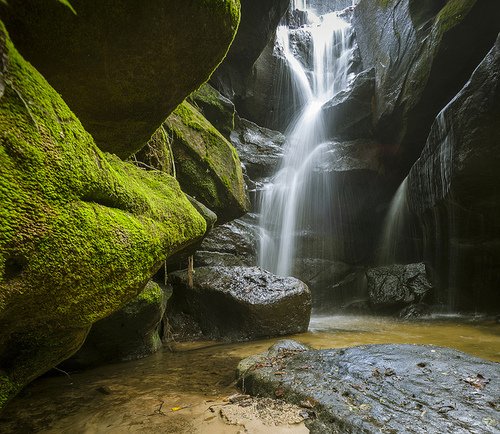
[259,4,354,276]
[377,177,409,265]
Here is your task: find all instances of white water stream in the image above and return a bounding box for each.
[259,3,354,276]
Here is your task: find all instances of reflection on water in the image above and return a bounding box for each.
[1,316,499,433]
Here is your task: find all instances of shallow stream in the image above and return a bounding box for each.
[1,315,498,433]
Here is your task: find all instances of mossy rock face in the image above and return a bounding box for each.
[164,101,250,224]
[133,125,175,176]
[0,0,241,158]
[63,281,168,368]
[0,22,206,408]
[188,83,236,139]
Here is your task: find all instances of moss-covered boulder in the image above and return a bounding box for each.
[0,23,206,408]
[164,101,250,224]
[63,281,168,367]
[0,0,241,158]
[188,83,236,139]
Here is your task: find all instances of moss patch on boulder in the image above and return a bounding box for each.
[0,22,206,408]
[164,101,249,224]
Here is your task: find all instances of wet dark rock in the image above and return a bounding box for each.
[238,341,500,434]
[293,139,386,264]
[211,0,289,102]
[0,0,240,158]
[286,9,310,29]
[166,266,311,341]
[366,263,432,313]
[407,35,500,312]
[64,282,168,368]
[399,303,431,319]
[292,259,368,313]
[195,216,258,268]
[322,68,374,140]
[230,118,285,181]
[353,0,500,174]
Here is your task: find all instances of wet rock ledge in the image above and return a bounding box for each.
[237,340,500,434]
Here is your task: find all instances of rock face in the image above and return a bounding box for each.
[322,68,374,140]
[353,0,500,173]
[293,139,385,265]
[238,341,500,434]
[407,34,500,312]
[195,216,257,268]
[0,23,206,407]
[166,266,311,341]
[164,101,250,224]
[230,118,285,180]
[212,0,289,98]
[366,263,432,314]
[0,0,241,158]
[63,282,167,368]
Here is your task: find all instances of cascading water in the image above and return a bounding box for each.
[258,3,355,276]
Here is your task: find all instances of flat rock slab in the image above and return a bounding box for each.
[238,341,500,433]
[167,267,311,341]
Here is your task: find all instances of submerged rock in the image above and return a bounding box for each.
[0,0,241,158]
[238,341,500,433]
[407,34,500,312]
[0,23,206,408]
[366,263,432,313]
[63,282,168,368]
[164,101,250,224]
[166,266,311,341]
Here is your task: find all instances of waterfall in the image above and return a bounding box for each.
[377,177,409,265]
[258,2,354,276]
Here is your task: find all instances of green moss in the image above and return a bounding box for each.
[137,281,163,304]
[435,0,476,33]
[188,83,236,138]
[132,126,175,175]
[0,21,206,407]
[163,101,249,223]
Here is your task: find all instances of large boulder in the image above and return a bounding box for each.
[166,266,311,341]
[353,0,500,173]
[0,24,206,408]
[63,281,167,368]
[163,101,250,224]
[366,263,432,314]
[0,0,241,158]
[407,35,500,312]
[238,341,500,434]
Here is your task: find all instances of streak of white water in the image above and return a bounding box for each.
[259,4,354,276]
[377,177,409,265]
